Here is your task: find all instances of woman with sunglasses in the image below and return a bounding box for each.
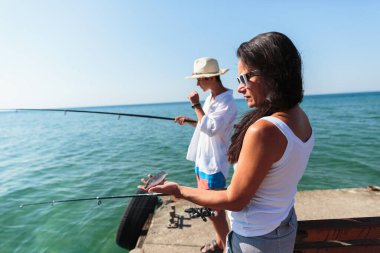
[141,32,314,253]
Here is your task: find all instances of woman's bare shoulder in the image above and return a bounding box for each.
[246,119,286,145]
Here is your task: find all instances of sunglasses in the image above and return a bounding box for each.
[237,70,262,86]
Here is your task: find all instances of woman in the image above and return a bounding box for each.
[141,32,314,253]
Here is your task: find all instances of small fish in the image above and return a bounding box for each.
[145,171,168,189]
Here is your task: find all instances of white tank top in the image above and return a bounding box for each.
[228,116,315,236]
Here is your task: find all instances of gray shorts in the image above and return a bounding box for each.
[226,207,297,253]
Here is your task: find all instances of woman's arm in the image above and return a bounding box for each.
[147,120,287,211]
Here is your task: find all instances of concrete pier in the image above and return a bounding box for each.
[130,187,380,253]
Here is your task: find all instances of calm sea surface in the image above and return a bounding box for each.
[1,92,379,252]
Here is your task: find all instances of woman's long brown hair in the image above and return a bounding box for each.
[228,32,304,163]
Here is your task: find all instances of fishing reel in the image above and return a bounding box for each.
[184,207,218,222]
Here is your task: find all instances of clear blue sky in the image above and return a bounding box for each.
[1,0,379,108]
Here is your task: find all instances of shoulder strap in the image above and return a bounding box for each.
[258,116,293,140]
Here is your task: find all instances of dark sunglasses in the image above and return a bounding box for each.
[237,70,262,86]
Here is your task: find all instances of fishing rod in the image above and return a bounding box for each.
[19,192,168,208]
[20,171,169,208]
[12,108,197,123]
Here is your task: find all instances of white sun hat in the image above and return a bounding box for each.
[185,57,229,79]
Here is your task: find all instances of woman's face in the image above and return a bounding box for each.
[237,59,268,108]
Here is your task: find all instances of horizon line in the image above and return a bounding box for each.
[1,90,379,110]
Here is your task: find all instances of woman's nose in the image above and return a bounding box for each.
[237,83,246,93]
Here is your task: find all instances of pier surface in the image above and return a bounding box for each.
[130,187,380,253]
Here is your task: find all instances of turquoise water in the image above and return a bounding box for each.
[1,92,379,252]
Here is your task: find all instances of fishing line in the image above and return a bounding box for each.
[11,108,197,123]
[19,192,168,208]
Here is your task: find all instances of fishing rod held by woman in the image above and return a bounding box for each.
[20,171,168,208]
[140,32,315,253]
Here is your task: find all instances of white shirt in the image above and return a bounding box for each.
[228,116,315,236]
[186,90,237,178]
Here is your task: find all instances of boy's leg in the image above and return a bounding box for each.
[195,167,229,252]
[208,209,229,252]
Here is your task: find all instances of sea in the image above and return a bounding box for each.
[1,91,379,253]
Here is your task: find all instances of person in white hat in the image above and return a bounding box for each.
[174,57,237,252]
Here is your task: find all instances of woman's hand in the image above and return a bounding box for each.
[149,181,180,196]
[138,180,181,198]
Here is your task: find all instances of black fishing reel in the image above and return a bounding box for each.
[184,207,218,222]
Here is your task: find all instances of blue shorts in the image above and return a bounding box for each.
[194,166,226,190]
